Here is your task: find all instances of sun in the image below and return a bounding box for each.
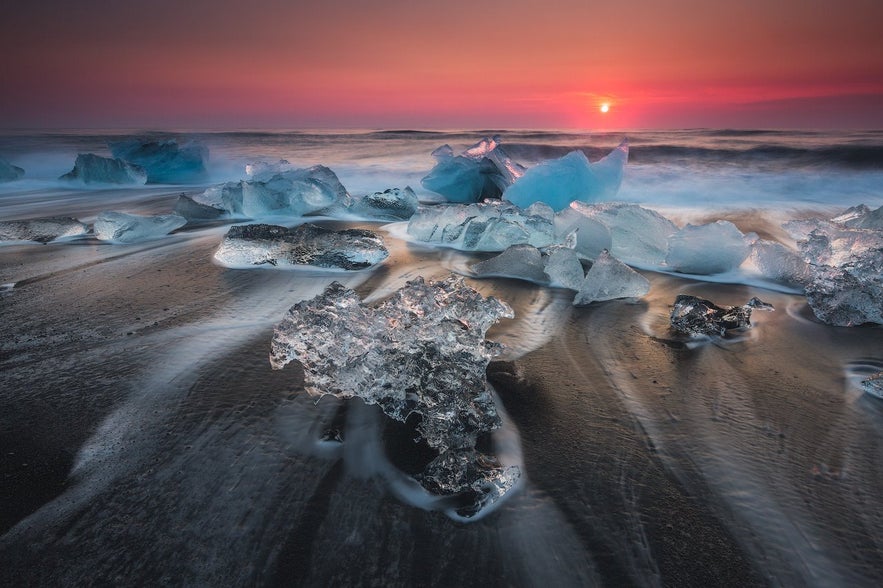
[600,102,610,113]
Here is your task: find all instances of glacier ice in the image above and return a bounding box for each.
[173,194,227,222]
[862,373,883,399]
[665,221,753,274]
[573,250,650,305]
[348,187,419,220]
[213,223,388,270]
[503,139,628,211]
[60,154,147,185]
[543,246,585,290]
[93,211,186,243]
[245,159,294,180]
[421,136,525,203]
[749,240,811,287]
[406,201,556,251]
[0,217,89,243]
[670,294,773,337]
[109,138,208,183]
[553,206,613,259]
[471,244,547,282]
[269,276,519,516]
[571,202,678,266]
[830,204,883,230]
[0,159,24,182]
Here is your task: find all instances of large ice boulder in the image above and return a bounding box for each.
[348,187,418,220]
[573,250,650,305]
[503,139,628,211]
[109,138,208,183]
[665,221,754,274]
[0,159,25,182]
[0,217,89,243]
[213,223,388,270]
[59,154,147,185]
[570,202,678,266]
[421,136,525,203]
[93,211,186,243]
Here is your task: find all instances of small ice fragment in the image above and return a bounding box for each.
[665,221,752,274]
[573,250,650,305]
[421,136,525,203]
[746,297,775,311]
[173,194,227,222]
[213,223,388,270]
[349,187,419,220]
[93,211,186,243]
[571,202,678,266]
[669,294,771,337]
[0,158,25,182]
[749,240,811,287]
[543,246,585,290]
[0,216,89,243]
[503,139,628,211]
[109,138,208,183]
[471,244,547,282]
[862,373,883,399]
[60,154,147,185]
[419,448,521,518]
[554,205,613,259]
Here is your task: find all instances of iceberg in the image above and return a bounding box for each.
[573,250,650,305]
[348,187,419,220]
[0,216,89,243]
[270,276,519,516]
[213,223,388,270]
[665,221,753,274]
[93,211,186,243]
[0,158,24,182]
[406,201,556,251]
[421,136,525,203]
[503,139,628,211]
[670,294,773,337]
[172,194,227,222]
[109,138,208,183]
[59,154,147,185]
[570,202,678,266]
[862,373,883,399]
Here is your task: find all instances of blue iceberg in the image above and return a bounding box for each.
[421,136,525,203]
[109,138,208,183]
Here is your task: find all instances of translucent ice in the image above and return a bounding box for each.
[573,250,650,305]
[421,136,525,203]
[503,139,628,211]
[109,138,208,183]
[348,187,419,220]
[830,204,883,230]
[862,373,883,399]
[269,276,519,514]
[0,217,89,243]
[0,158,24,182]
[172,194,227,222]
[553,206,613,259]
[213,223,388,270]
[245,159,294,180]
[406,201,556,251]
[59,154,147,185]
[748,240,811,287]
[571,202,678,266]
[665,221,753,274]
[93,211,186,243]
[471,244,547,282]
[670,294,773,337]
[543,246,585,290]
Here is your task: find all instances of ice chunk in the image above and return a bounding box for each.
[749,240,811,287]
[573,250,650,305]
[348,187,418,220]
[109,138,208,183]
[269,276,519,515]
[571,202,678,266]
[0,158,24,182]
[670,294,773,337]
[245,159,294,180]
[59,154,147,185]
[554,205,613,259]
[503,139,628,211]
[406,201,556,251]
[665,221,753,274]
[214,223,388,270]
[421,136,525,203]
[543,246,585,290]
[173,194,227,222]
[419,448,521,518]
[471,244,547,282]
[0,216,89,243]
[862,372,883,399]
[93,211,186,243]
[830,204,883,230]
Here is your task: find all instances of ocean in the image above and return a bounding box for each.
[1,129,882,586]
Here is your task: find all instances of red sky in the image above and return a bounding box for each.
[2,0,882,129]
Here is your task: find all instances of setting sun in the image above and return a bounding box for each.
[600,103,610,113]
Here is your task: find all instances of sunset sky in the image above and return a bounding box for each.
[2,0,881,130]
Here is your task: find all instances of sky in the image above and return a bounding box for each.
[1,0,882,130]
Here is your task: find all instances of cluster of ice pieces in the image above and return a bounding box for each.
[270,276,520,516]
[109,138,208,183]
[93,211,186,243]
[213,223,388,270]
[670,295,774,337]
[421,136,525,203]
[60,154,147,185]
[0,158,25,182]
[0,217,89,243]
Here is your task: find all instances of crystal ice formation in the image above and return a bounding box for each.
[0,217,89,243]
[421,136,525,203]
[665,221,753,274]
[59,154,147,185]
[348,187,419,220]
[862,372,883,399]
[670,294,773,337]
[214,223,388,270]
[571,202,678,266]
[0,159,24,182]
[93,211,186,243]
[269,276,519,514]
[109,138,208,183]
[173,194,227,222]
[503,139,628,212]
[471,244,547,282]
[406,201,556,251]
[573,250,650,305]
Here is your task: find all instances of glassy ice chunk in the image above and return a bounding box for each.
[503,139,628,211]
[665,221,753,274]
[269,276,519,514]
[862,372,883,399]
[245,159,294,180]
[60,154,147,185]
[419,448,521,518]
[214,223,388,270]
[543,246,585,290]
[421,136,525,203]
[349,187,418,220]
[572,202,678,266]
[554,205,613,259]
[406,201,556,251]
[749,240,811,287]
[109,138,208,183]
[670,294,773,337]
[0,159,24,182]
[0,216,89,243]
[831,204,883,230]
[471,244,547,282]
[93,211,186,243]
[573,250,650,305]
[173,194,227,222]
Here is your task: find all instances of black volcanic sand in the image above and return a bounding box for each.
[1,217,882,587]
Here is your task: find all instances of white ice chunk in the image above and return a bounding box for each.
[571,202,678,266]
[93,211,186,243]
[573,250,650,305]
[60,154,147,185]
[665,221,752,274]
